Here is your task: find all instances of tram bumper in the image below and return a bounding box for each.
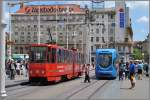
[96,70,115,78]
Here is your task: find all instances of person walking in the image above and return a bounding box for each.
[119,60,124,80]
[125,62,129,80]
[84,64,90,83]
[9,59,16,80]
[129,61,136,89]
[137,62,143,80]
[16,61,21,78]
[145,63,149,77]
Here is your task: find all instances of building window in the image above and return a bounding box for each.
[60,33,63,35]
[15,47,18,50]
[28,32,30,35]
[102,37,105,43]
[109,37,113,42]
[79,31,82,35]
[34,32,37,35]
[34,25,37,28]
[21,32,24,35]
[34,40,37,42]
[40,25,43,28]
[102,26,105,34]
[96,37,99,42]
[79,39,82,43]
[102,15,104,19]
[15,32,18,35]
[21,40,24,42]
[20,36,24,39]
[91,37,94,42]
[28,25,30,28]
[110,28,113,33]
[96,28,99,34]
[27,36,31,39]
[15,40,18,43]
[91,46,93,52]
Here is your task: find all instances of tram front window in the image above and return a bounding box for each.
[30,47,47,63]
[98,54,112,68]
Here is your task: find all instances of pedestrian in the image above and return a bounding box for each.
[25,60,29,77]
[125,62,129,80]
[84,64,90,83]
[16,61,21,77]
[145,63,149,77]
[137,62,143,80]
[9,59,16,80]
[119,60,124,80]
[6,59,11,78]
[129,61,136,89]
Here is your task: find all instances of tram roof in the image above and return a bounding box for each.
[96,49,117,53]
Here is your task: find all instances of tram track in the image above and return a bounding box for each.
[65,80,110,100]
[87,80,110,99]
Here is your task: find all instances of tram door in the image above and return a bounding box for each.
[72,52,76,76]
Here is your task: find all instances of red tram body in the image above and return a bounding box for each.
[29,44,84,83]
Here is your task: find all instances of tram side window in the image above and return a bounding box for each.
[70,52,72,64]
[48,48,51,63]
[64,50,67,63]
[51,48,56,63]
[68,51,70,64]
[75,53,77,64]
[79,53,81,64]
[66,51,69,63]
[69,51,71,64]
[62,49,64,63]
[57,49,61,63]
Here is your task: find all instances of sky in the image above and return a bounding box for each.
[2,0,149,41]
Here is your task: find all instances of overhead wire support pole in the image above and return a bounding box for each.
[56,5,58,44]
[0,0,7,97]
[38,3,41,44]
[66,6,69,49]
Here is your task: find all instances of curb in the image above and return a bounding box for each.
[5,80,29,88]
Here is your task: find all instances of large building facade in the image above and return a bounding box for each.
[11,1,133,63]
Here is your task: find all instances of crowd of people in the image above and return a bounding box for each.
[117,60,149,89]
[5,59,29,80]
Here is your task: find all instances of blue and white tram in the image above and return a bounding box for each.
[95,49,118,79]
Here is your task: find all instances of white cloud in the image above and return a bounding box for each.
[105,1,115,8]
[126,1,149,10]
[136,16,149,23]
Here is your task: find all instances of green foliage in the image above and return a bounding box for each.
[133,48,143,60]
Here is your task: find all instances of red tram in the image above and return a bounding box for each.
[29,44,84,83]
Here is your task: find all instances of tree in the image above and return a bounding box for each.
[133,48,143,60]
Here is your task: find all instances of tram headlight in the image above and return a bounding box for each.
[41,70,45,74]
[36,70,39,74]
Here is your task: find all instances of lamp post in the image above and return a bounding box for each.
[7,2,13,60]
[66,6,69,49]
[0,1,7,97]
